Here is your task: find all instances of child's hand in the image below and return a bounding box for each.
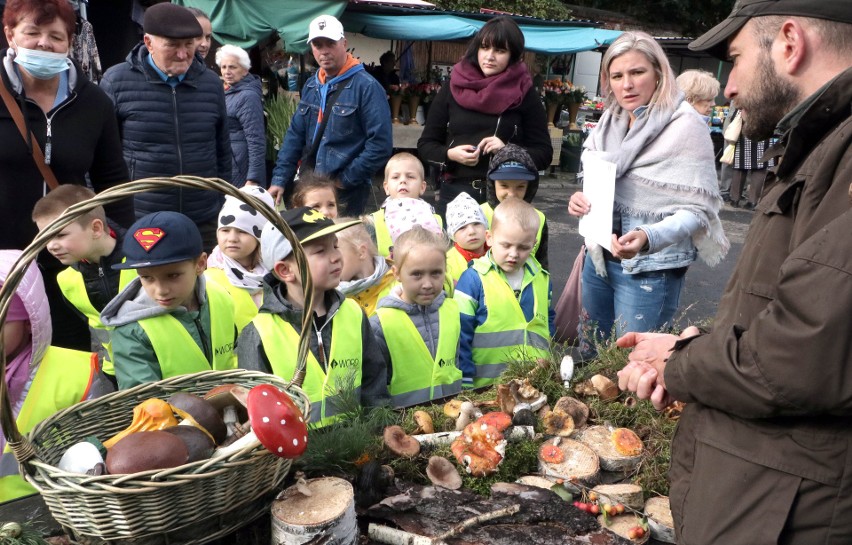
[567,191,590,217]
[477,136,505,155]
[268,185,285,206]
[448,144,481,166]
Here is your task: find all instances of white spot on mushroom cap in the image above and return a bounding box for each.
[262,391,268,396]
[262,417,269,423]
[280,419,286,425]
[277,446,283,453]
[293,438,299,446]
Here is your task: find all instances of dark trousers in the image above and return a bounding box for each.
[434,177,487,219]
[730,168,767,205]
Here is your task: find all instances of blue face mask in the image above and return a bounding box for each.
[13,42,70,80]
[700,115,711,125]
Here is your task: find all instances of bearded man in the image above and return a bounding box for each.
[616,1,852,543]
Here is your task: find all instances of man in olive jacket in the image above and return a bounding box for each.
[617,2,852,544]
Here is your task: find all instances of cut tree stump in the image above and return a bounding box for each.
[644,496,676,543]
[537,438,600,492]
[271,477,357,545]
[591,484,645,510]
[580,426,643,472]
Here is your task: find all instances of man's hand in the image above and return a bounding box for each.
[268,185,285,206]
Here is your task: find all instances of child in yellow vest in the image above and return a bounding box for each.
[1,250,109,502]
[100,212,238,389]
[454,198,555,388]
[336,217,396,316]
[289,170,340,219]
[31,185,135,386]
[370,227,462,408]
[205,185,274,331]
[237,207,390,427]
[444,192,489,286]
[368,152,442,256]
[483,144,549,269]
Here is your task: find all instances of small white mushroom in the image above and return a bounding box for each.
[455,401,482,431]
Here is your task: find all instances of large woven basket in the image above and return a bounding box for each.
[0,177,317,544]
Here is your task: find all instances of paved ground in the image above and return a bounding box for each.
[371,169,754,328]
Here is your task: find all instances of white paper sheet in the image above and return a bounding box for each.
[578,154,617,251]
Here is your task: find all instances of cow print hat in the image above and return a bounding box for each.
[217,186,276,241]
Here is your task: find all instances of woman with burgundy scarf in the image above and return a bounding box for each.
[417,16,552,217]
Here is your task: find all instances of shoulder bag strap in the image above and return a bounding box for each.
[0,80,60,191]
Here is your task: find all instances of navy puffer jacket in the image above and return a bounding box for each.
[100,44,231,223]
[225,74,266,187]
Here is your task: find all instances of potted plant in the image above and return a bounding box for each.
[264,92,298,180]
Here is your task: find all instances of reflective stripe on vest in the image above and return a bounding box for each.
[57,265,135,375]
[372,209,444,257]
[0,346,97,502]
[204,267,259,333]
[469,257,550,387]
[376,298,462,408]
[138,280,237,378]
[253,299,363,428]
[480,203,545,256]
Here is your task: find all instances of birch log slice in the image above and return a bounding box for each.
[580,426,643,472]
[591,483,645,510]
[515,475,559,489]
[271,477,358,545]
[597,513,650,544]
[644,496,676,543]
[537,438,599,490]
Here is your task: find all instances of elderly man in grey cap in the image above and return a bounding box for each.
[616,1,852,544]
[101,3,231,251]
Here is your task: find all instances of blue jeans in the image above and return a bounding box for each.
[580,253,686,350]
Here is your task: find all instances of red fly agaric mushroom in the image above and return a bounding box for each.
[213,384,308,459]
[383,425,421,458]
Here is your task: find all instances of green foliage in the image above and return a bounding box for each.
[570,0,735,36]
[0,522,49,545]
[430,0,571,20]
[263,93,298,162]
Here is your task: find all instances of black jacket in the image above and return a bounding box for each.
[418,84,553,180]
[100,43,231,223]
[0,51,132,250]
[70,222,128,312]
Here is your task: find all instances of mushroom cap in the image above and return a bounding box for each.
[512,408,537,427]
[246,384,308,458]
[106,431,188,474]
[426,456,462,490]
[169,393,227,444]
[164,425,215,462]
[543,409,575,437]
[475,411,512,432]
[204,384,250,422]
[383,425,420,458]
[412,411,434,434]
[443,399,463,418]
[590,374,619,402]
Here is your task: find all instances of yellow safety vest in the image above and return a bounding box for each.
[446,247,471,287]
[0,347,97,502]
[252,299,363,428]
[347,268,396,317]
[138,280,237,378]
[376,298,462,408]
[469,257,551,388]
[480,203,546,257]
[204,267,259,333]
[371,208,444,258]
[57,265,135,376]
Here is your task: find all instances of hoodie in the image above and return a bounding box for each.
[100,274,224,389]
[369,290,459,385]
[237,276,390,408]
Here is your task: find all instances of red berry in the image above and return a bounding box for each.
[589,504,600,515]
[616,503,625,514]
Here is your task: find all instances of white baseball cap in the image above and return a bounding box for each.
[308,15,345,43]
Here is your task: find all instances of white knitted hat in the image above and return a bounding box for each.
[218,185,276,241]
[445,192,487,237]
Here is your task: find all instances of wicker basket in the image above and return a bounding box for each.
[0,177,316,544]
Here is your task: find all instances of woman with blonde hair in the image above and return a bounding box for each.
[568,31,728,353]
[677,69,720,118]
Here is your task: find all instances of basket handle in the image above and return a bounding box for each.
[0,176,313,456]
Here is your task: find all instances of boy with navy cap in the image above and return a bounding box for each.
[484,144,549,269]
[238,207,390,427]
[101,212,238,389]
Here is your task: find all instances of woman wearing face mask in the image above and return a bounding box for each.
[1,0,132,350]
[567,32,728,356]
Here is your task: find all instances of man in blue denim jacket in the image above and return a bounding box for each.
[269,15,392,215]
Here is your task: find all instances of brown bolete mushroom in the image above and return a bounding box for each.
[204,384,250,443]
[590,374,619,402]
[412,411,434,435]
[169,392,227,445]
[383,425,420,458]
[213,384,308,459]
[426,456,462,490]
[553,396,590,429]
[164,425,215,462]
[103,398,178,449]
[105,431,188,474]
[542,409,575,437]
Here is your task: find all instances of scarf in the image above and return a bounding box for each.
[583,98,729,266]
[454,242,487,263]
[208,246,267,296]
[450,60,532,115]
[313,54,364,141]
[338,256,389,296]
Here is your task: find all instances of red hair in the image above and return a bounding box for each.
[3,0,76,41]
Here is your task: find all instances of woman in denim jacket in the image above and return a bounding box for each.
[568,32,728,351]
